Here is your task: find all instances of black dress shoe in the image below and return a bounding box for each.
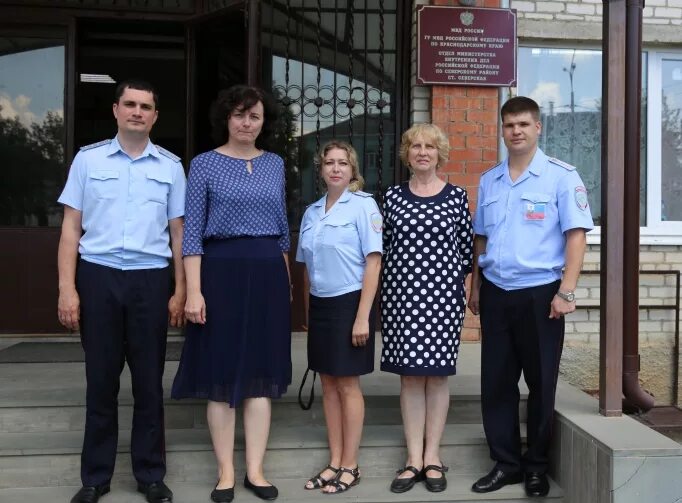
[71,485,110,503]
[423,464,448,493]
[244,475,278,501]
[471,468,523,493]
[525,472,550,497]
[389,466,423,493]
[137,481,173,502]
[211,483,235,503]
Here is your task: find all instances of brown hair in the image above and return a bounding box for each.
[209,85,279,147]
[501,96,541,122]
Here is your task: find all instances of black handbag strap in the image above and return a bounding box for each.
[298,367,317,410]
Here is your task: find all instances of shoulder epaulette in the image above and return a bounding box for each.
[157,146,181,163]
[80,139,112,151]
[351,190,372,198]
[548,157,576,171]
[480,161,503,176]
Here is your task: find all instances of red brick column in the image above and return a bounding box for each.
[430,0,502,341]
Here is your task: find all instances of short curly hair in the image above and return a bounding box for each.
[399,123,449,169]
[209,85,279,148]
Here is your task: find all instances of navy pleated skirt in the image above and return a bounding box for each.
[307,290,375,376]
[171,237,292,407]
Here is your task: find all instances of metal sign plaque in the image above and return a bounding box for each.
[417,5,517,87]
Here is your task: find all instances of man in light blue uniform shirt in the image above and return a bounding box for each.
[468,97,593,498]
[57,80,186,503]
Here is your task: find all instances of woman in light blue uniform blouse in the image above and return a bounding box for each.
[296,140,382,494]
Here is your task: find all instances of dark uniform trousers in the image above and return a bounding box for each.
[77,260,170,487]
[479,275,564,475]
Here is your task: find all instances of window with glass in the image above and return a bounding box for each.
[0,36,65,227]
[659,57,682,223]
[517,47,648,227]
[260,0,400,228]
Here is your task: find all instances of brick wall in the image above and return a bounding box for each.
[413,1,502,341]
[560,244,682,407]
[512,0,682,24]
[511,0,682,42]
[408,2,682,403]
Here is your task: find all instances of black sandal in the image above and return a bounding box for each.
[390,465,423,493]
[324,466,361,494]
[423,464,449,492]
[305,465,339,490]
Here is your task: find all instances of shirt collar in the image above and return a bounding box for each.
[496,147,547,182]
[528,148,547,177]
[107,135,159,160]
[314,189,352,219]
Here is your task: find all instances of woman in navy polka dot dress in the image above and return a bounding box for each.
[381,123,473,494]
[172,85,290,502]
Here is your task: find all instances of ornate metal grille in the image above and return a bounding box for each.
[259,0,400,229]
[0,0,195,12]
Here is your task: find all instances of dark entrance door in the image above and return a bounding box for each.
[184,5,247,157]
[0,28,69,333]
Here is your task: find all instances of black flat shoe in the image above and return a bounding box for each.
[423,464,449,492]
[71,485,110,503]
[390,465,423,493]
[210,483,235,503]
[525,472,550,497]
[244,475,278,501]
[137,481,173,503]
[471,468,523,493]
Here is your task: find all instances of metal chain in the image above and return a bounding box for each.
[285,0,291,93]
[376,0,385,203]
[347,0,354,145]
[315,0,322,197]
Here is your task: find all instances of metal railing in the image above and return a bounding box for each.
[576,270,681,406]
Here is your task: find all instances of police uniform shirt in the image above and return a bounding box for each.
[58,136,187,270]
[472,148,594,290]
[296,189,383,297]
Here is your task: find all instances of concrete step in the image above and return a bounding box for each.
[0,344,527,433]
[0,424,527,488]
[0,395,528,433]
[0,476,563,503]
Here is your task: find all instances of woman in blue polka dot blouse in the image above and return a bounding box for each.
[171,85,291,502]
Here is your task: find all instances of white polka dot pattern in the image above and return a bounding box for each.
[380,183,473,375]
[182,150,290,255]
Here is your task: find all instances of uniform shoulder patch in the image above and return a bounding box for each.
[548,157,576,171]
[79,139,112,151]
[351,190,373,198]
[370,212,383,232]
[156,145,181,163]
[480,161,503,177]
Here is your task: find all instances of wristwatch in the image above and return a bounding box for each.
[556,290,575,302]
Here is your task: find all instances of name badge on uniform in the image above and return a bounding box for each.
[525,202,546,220]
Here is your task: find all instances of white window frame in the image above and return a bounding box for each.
[638,50,682,244]
[517,45,682,245]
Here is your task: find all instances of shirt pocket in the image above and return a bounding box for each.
[145,171,173,204]
[88,170,119,200]
[321,221,357,248]
[480,194,501,230]
[520,192,552,223]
